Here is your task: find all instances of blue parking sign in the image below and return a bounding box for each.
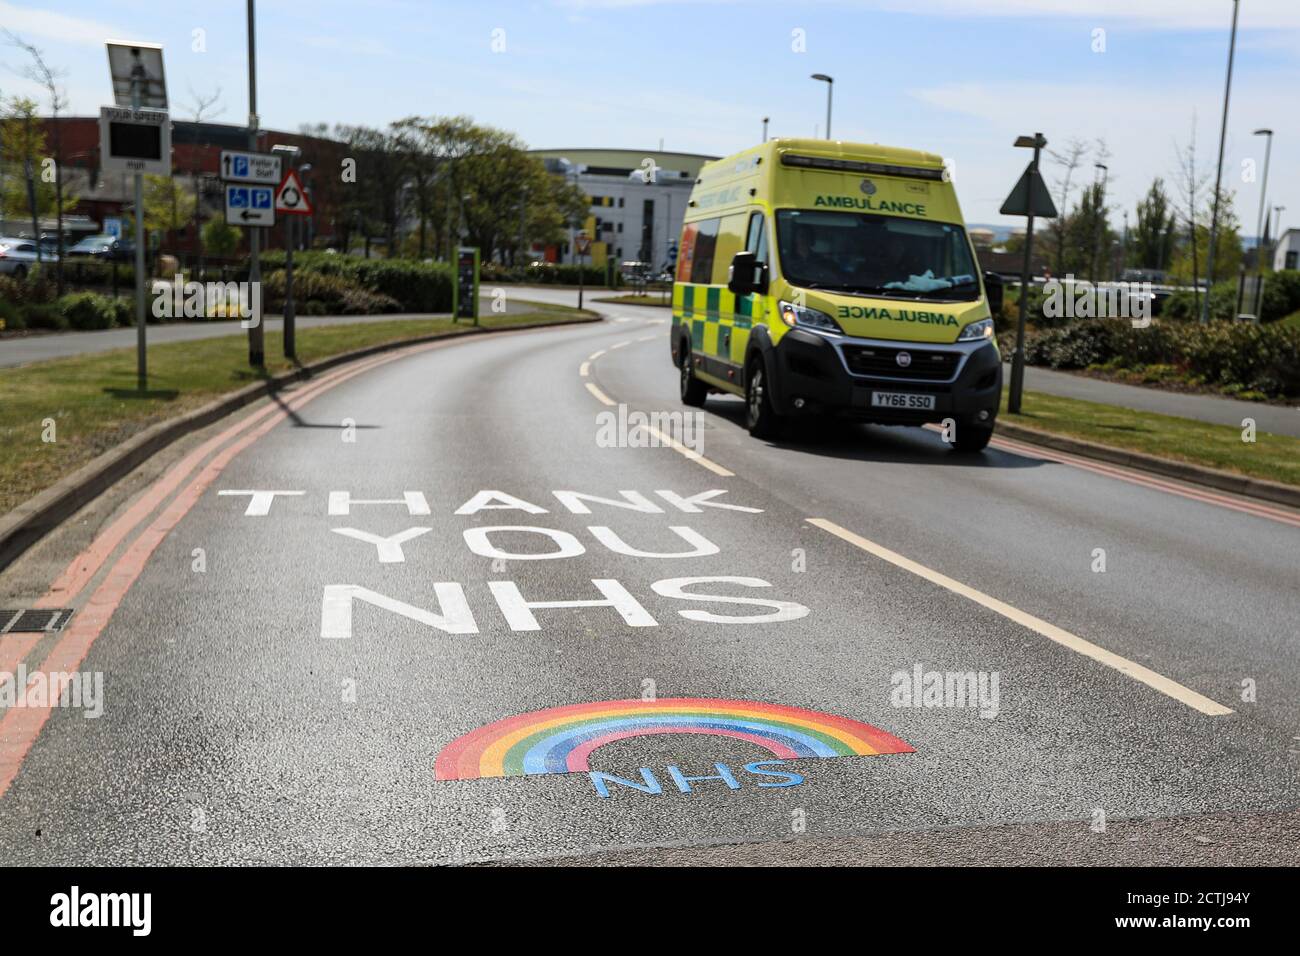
[251,188,271,209]
[234,156,249,178]
[229,187,249,207]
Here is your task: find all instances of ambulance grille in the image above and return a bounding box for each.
[842,346,959,381]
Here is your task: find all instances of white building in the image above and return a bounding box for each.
[1273,228,1299,272]
[528,148,717,272]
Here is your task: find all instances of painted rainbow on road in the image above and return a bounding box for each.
[434,697,914,780]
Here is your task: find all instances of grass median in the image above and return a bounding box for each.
[0,305,592,515]
[1002,389,1300,488]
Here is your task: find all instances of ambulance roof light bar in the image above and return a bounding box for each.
[780,152,945,181]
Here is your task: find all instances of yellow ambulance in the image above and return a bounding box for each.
[671,138,1003,451]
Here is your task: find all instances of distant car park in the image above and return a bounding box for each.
[0,237,59,278]
[66,235,135,262]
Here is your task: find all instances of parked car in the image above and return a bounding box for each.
[66,234,135,262]
[0,237,59,279]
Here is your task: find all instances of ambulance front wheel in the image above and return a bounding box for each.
[744,359,782,439]
[679,349,708,407]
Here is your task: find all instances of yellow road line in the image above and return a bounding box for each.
[807,517,1234,717]
[637,424,734,477]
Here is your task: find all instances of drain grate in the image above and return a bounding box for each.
[0,609,74,634]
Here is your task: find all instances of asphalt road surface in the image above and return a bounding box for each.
[1,300,1298,865]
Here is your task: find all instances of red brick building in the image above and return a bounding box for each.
[35,116,349,259]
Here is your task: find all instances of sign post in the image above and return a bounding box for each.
[104,41,168,393]
[219,146,279,361]
[575,231,591,310]
[454,247,480,325]
[1000,133,1058,415]
[273,155,312,359]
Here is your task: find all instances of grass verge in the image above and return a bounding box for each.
[0,307,590,514]
[1002,389,1300,487]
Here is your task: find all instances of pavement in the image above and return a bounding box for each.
[1013,363,1300,439]
[0,292,540,368]
[0,295,1298,865]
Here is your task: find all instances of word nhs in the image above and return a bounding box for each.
[152,272,261,327]
[591,760,804,798]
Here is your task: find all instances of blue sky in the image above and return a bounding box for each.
[3,0,1297,233]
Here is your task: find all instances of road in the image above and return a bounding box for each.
[0,292,538,368]
[1,298,1298,865]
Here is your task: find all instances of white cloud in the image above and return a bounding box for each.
[0,2,125,48]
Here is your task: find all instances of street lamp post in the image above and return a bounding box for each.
[811,74,833,139]
[1090,163,1108,283]
[762,117,769,143]
[1251,128,1274,316]
[1203,0,1240,323]
[246,0,263,366]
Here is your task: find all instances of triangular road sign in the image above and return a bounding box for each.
[1000,163,1057,218]
[274,169,313,215]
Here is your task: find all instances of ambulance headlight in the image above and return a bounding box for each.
[956,317,994,342]
[779,300,842,334]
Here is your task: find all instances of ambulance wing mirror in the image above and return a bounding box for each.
[983,271,1004,315]
[728,251,768,296]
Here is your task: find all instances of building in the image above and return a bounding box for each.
[5,116,347,257]
[528,148,717,272]
[1274,228,1299,272]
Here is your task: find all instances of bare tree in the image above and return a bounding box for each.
[1172,112,1211,312]
[187,86,223,275]
[1046,138,1088,276]
[5,30,69,294]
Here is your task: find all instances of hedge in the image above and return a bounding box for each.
[1163,270,1300,323]
[257,252,453,312]
[259,269,401,315]
[1020,318,1300,398]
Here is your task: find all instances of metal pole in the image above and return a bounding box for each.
[246,0,264,366]
[1008,136,1042,416]
[762,117,769,143]
[826,81,833,140]
[1203,0,1239,323]
[284,197,295,359]
[578,246,585,310]
[1252,131,1273,317]
[131,73,147,392]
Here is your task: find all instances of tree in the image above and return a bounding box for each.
[143,175,198,261]
[1044,138,1088,276]
[201,216,241,259]
[187,87,223,274]
[5,31,71,294]
[0,97,75,249]
[1171,113,1211,309]
[1169,186,1242,286]
[1131,177,1177,272]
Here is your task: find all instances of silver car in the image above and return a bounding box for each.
[0,237,60,279]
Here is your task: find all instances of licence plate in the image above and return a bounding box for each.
[871,391,935,410]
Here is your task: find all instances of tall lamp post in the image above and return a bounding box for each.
[1203,0,1240,323]
[1089,162,1108,282]
[811,74,833,139]
[1250,128,1273,316]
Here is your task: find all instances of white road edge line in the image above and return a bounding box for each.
[579,361,591,377]
[587,349,607,361]
[636,424,734,477]
[585,382,616,406]
[807,517,1234,717]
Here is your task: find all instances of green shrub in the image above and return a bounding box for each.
[259,269,401,315]
[22,302,67,330]
[57,292,118,330]
[1023,317,1300,398]
[258,252,451,312]
[0,297,23,330]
